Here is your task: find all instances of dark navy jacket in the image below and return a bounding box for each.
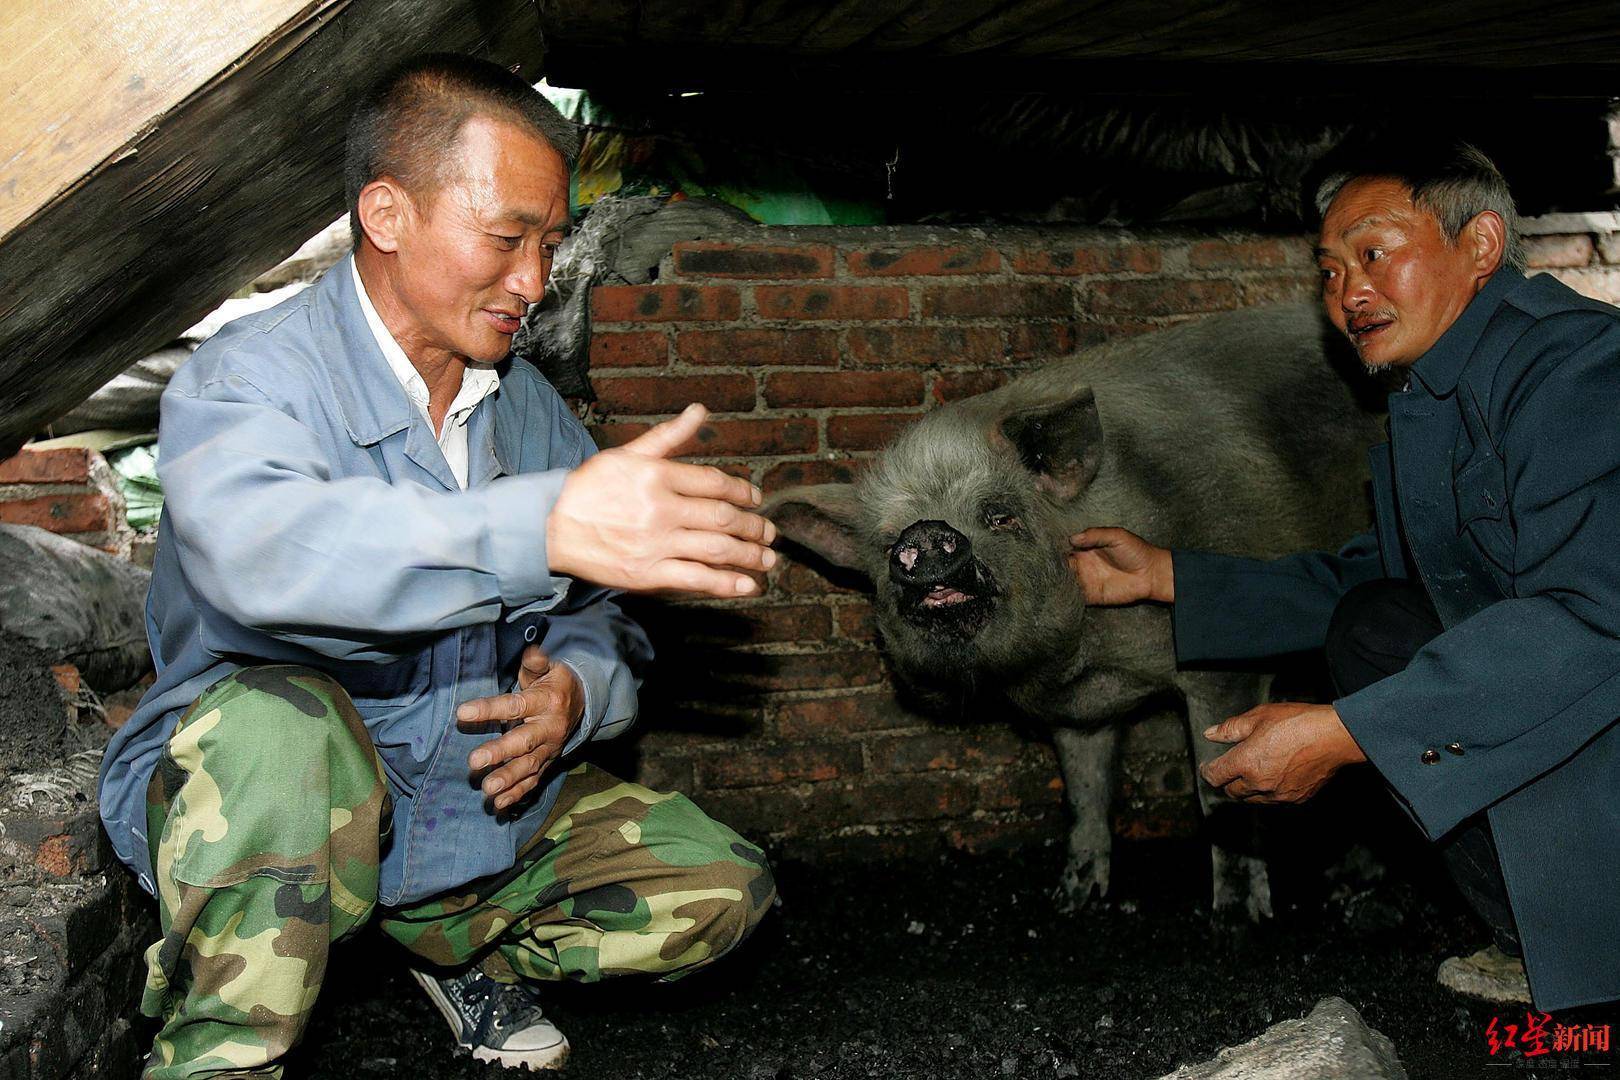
[1172,268,1620,1011]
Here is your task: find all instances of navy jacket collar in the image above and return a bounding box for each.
[1408,267,1525,397]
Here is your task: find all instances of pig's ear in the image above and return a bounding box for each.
[763,484,867,574]
[998,389,1103,502]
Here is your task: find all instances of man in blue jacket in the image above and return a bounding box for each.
[1070,142,1620,1012]
[101,55,778,1077]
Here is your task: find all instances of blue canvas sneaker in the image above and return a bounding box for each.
[410,966,570,1071]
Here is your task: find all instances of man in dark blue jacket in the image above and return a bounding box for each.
[1070,142,1620,1011]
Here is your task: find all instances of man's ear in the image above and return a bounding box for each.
[997,389,1103,503]
[355,178,409,254]
[762,484,867,577]
[1467,209,1508,277]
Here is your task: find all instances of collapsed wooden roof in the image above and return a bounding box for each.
[3,0,1618,458]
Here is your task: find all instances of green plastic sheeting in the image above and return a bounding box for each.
[106,443,163,532]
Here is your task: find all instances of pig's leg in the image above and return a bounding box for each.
[1180,675,1273,921]
[1052,724,1120,911]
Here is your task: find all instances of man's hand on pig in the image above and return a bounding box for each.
[458,645,584,812]
[1198,702,1367,804]
[1067,527,1175,605]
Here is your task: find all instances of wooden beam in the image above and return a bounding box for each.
[0,0,548,458]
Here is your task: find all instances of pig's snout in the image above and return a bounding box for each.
[890,520,972,585]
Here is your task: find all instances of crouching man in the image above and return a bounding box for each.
[1071,141,1620,1011]
[100,53,778,1077]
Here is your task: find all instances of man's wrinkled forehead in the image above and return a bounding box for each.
[1316,177,1426,253]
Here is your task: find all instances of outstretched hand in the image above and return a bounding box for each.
[458,645,583,812]
[1067,527,1174,606]
[547,403,777,598]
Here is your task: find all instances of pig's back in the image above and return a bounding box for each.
[961,303,1384,557]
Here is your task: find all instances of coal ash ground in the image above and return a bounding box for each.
[283,839,1620,1080]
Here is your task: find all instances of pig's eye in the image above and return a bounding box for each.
[985,508,1020,532]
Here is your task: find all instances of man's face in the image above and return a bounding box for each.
[1315,177,1490,369]
[387,114,569,365]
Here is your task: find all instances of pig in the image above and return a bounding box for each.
[765,304,1385,919]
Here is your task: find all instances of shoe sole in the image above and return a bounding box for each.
[409,969,571,1071]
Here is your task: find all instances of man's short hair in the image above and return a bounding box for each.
[344,53,580,246]
[1312,139,1525,273]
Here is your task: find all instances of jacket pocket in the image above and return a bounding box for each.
[1453,450,1514,577]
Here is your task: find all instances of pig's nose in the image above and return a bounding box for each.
[890,520,972,585]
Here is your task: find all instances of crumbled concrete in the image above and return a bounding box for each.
[1157,997,1407,1079]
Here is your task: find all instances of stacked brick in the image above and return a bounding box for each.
[0,447,131,558]
[583,224,1321,859]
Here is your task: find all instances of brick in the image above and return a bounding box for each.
[673,241,835,279]
[589,421,652,449]
[1005,321,1107,359]
[701,648,886,694]
[593,374,755,415]
[1113,799,1200,840]
[846,325,1002,368]
[696,417,818,456]
[0,493,115,534]
[698,742,863,788]
[761,459,864,494]
[1543,268,1620,305]
[764,370,924,409]
[678,328,838,367]
[590,284,741,322]
[851,774,982,824]
[1187,239,1296,270]
[944,816,1065,854]
[867,728,1029,773]
[826,412,920,451]
[755,285,908,321]
[774,692,919,739]
[1086,278,1241,317]
[932,370,1012,404]
[1012,244,1161,276]
[1598,233,1620,265]
[0,447,92,484]
[975,766,1066,811]
[1524,234,1595,269]
[847,246,1000,277]
[640,601,832,645]
[1239,274,1318,306]
[589,331,668,368]
[50,664,80,696]
[834,601,878,641]
[635,755,695,794]
[922,283,1072,319]
[771,557,864,596]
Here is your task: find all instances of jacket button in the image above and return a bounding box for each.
[523,625,538,642]
[1420,748,1440,765]
[1445,742,1465,756]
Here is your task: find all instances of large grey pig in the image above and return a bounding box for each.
[766,304,1384,918]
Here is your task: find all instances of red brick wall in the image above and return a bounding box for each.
[583,218,1620,861]
[582,225,1321,859]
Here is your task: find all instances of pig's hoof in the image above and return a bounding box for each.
[1210,852,1274,923]
[1056,858,1110,912]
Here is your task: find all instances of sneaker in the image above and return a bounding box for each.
[1437,944,1532,1005]
[410,966,570,1071]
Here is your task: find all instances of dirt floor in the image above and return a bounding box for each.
[277,834,1620,1080]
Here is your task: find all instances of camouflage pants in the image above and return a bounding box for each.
[139,666,775,1079]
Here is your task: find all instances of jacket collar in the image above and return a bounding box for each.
[1407,266,1524,397]
[310,252,419,446]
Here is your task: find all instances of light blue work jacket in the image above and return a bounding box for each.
[99,255,651,906]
